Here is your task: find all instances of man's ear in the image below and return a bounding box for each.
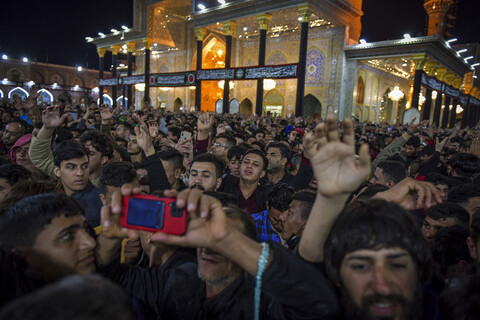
[281,157,288,168]
[215,178,223,191]
[99,193,106,206]
[174,168,182,180]
[54,166,61,178]
[467,236,478,260]
[260,170,266,179]
[387,180,395,189]
[101,156,109,165]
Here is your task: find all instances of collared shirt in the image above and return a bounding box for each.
[252,210,281,243]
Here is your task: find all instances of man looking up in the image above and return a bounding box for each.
[252,183,294,243]
[220,149,272,214]
[265,142,292,185]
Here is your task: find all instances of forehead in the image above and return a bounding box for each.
[243,153,264,164]
[60,156,89,167]
[6,123,21,130]
[191,161,215,172]
[267,147,280,154]
[425,215,456,227]
[38,214,85,238]
[343,247,413,262]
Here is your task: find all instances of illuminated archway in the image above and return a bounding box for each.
[264,89,284,116]
[0,89,3,99]
[8,87,29,101]
[200,36,226,112]
[37,89,53,105]
[116,96,128,107]
[97,94,113,107]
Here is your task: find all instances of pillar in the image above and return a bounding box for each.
[432,92,442,126]
[143,39,153,107]
[422,88,432,121]
[222,21,236,114]
[442,96,451,128]
[97,48,107,105]
[449,98,458,128]
[411,55,426,110]
[127,42,135,109]
[295,4,311,117]
[423,0,454,37]
[255,13,272,116]
[111,45,120,107]
[194,28,206,111]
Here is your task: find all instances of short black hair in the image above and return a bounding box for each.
[425,202,470,228]
[377,160,406,184]
[224,205,256,241]
[430,225,471,277]
[119,122,134,133]
[191,153,225,179]
[266,142,292,163]
[0,193,84,249]
[79,130,114,159]
[0,274,136,320]
[448,183,480,206]
[251,141,266,153]
[227,145,247,161]
[215,134,236,149]
[99,162,138,195]
[424,173,450,187]
[406,136,420,148]
[168,126,182,140]
[355,184,389,201]
[204,191,239,207]
[448,153,480,178]
[291,191,316,220]
[324,199,431,285]
[53,140,88,167]
[0,164,32,186]
[159,149,183,172]
[290,153,301,169]
[267,183,295,212]
[243,149,268,171]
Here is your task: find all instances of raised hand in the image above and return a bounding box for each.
[100,104,115,123]
[29,86,39,99]
[147,120,159,138]
[407,118,429,134]
[150,189,230,251]
[303,112,370,197]
[374,177,443,210]
[133,121,155,156]
[197,112,214,132]
[435,136,448,152]
[42,106,68,129]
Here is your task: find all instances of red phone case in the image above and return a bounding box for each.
[120,194,187,235]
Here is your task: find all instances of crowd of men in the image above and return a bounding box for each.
[1,89,480,320]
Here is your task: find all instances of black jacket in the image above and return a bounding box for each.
[100,243,340,320]
[219,174,273,212]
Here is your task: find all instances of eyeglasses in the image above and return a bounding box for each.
[213,143,226,148]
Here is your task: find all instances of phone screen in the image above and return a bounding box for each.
[181,131,192,141]
[127,198,165,229]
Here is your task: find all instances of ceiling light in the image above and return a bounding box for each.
[472,63,480,67]
[465,56,474,60]
[403,34,411,39]
[77,66,83,71]
[243,26,247,31]
[457,49,467,54]
[218,0,225,4]
[198,3,206,10]
[2,55,7,60]
[23,57,28,62]
[359,39,367,44]
[122,26,129,30]
[98,32,105,38]
[85,37,94,42]
[447,38,457,43]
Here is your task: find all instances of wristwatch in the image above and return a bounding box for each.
[405,129,413,136]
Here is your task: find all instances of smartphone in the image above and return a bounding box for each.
[180,131,192,142]
[121,195,187,235]
[387,126,392,133]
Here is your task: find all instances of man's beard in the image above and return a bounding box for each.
[341,287,421,320]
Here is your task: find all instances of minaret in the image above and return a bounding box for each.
[423,0,454,37]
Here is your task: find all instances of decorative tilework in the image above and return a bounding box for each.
[306,47,325,87]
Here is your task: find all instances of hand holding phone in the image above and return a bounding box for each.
[121,194,187,235]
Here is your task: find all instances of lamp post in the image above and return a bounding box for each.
[388,85,404,124]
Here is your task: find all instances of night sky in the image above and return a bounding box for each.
[0,0,479,71]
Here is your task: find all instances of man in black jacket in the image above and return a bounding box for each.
[220,149,272,214]
[98,187,340,319]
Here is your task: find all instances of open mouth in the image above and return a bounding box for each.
[368,301,397,317]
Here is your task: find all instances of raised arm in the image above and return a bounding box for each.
[298,113,371,263]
